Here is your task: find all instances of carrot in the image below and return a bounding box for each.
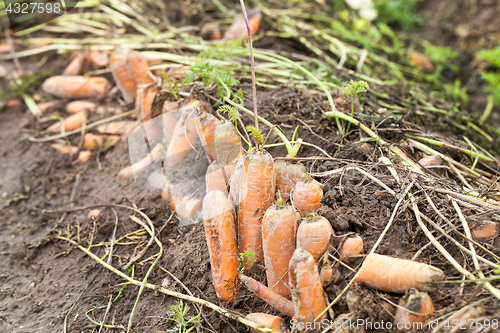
[171,196,202,220]
[162,101,180,141]
[161,186,171,204]
[355,253,446,293]
[109,48,136,103]
[7,99,20,107]
[97,120,138,136]
[203,190,239,302]
[0,42,16,53]
[45,111,87,133]
[76,150,92,163]
[239,274,294,317]
[418,155,442,167]
[238,151,276,268]
[118,143,163,179]
[42,76,110,98]
[296,214,333,261]
[200,23,222,41]
[195,111,220,160]
[409,52,434,71]
[223,9,262,41]
[87,209,101,219]
[83,133,105,149]
[51,143,90,163]
[339,234,364,262]
[292,177,323,213]
[127,51,154,86]
[471,218,499,240]
[393,288,435,331]
[215,121,245,165]
[262,202,298,298]
[67,101,97,114]
[62,52,84,76]
[245,313,284,333]
[228,155,244,207]
[138,85,160,121]
[206,161,235,194]
[37,101,58,114]
[289,248,328,326]
[274,160,306,201]
[88,50,109,67]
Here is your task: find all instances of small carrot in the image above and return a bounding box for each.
[63,52,85,76]
[296,214,333,261]
[223,9,262,41]
[51,143,90,163]
[409,52,434,71]
[67,101,97,114]
[418,155,442,168]
[203,190,239,303]
[161,186,171,204]
[393,288,435,331]
[45,111,87,133]
[7,99,20,107]
[42,76,110,98]
[117,143,163,179]
[97,120,138,136]
[274,160,306,201]
[171,196,202,220]
[127,51,154,86]
[289,248,328,325]
[339,234,364,262]
[37,101,58,114]
[355,253,446,293]
[238,150,276,268]
[245,313,284,333]
[200,23,222,41]
[206,161,235,194]
[239,274,294,317]
[88,50,109,67]
[109,48,136,103]
[292,177,323,214]
[195,111,220,160]
[215,121,245,165]
[262,202,298,298]
[319,263,333,286]
[83,133,105,149]
[471,218,499,240]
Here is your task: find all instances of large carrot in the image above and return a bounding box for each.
[274,160,306,201]
[45,111,87,133]
[239,274,294,317]
[355,253,446,293]
[200,23,222,41]
[109,48,136,103]
[63,52,84,76]
[223,9,262,41]
[238,150,276,268]
[292,177,323,214]
[393,288,435,331]
[339,234,364,262]
[296,214,333,261]
[195,112,220,160]
[67,101,97,114]
[42,76,110,98]
[262,202,298,298]
[203,190,239,302]
[214,121,244,164]
[117,143,163,179]
[289,248,328,325]
[127,51,154,86]
[245,313,284,333]
[206,161,235,194]
[229,155,244,207]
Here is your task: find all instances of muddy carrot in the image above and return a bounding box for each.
[223,9,262,41]
[162,101,180,141]
[239,274,294,317]
[262,202,298,298]
[274,160,306,201]
[214,121,245,164]
[292,177,323,214]
[171,196,202,220]
[238,151,276,268]
[195,112,220,160]
[118,143,163,179]
[245,313,284,333]
[63,52,84,75]
[206,161,235,194]
[76,150,92,163]
[355,253,446,293]
[471,218,499,240]
[339,234,364,262]
[109,48,136,102]
[67,100,97,114]
[296,214,333,261]
[45,111,87,133]
[289,248,328,325]
[83,133,105,149]
[42,76,110,98]
[409,52,434,71]
[203,191,239,302]
[88,50,109,67]
[200,23,222,41]
[393,288,435,331]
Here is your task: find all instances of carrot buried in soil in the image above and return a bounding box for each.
[206,161,235,194]
[239,274,294,317]
[470,218,499,240]
[339,234,364,262]
[274,160,306,201]
[223,8,262,41]
[195,111,220,161]
[355,253,446,293]
[296,214,333,261]
[63,52,84,76]
[292,177,323,214]
[109,48,136,103]
[50,143,91,163]
[262,201,298,298]
[45,111,87,133]
[42,76,110,98]
[238,150,276,268]
[393,288,435,331]
[203,190,239,302]
[214,121,245,165]
[117,143,163,179]
[67,101,97,114]
[245,313,284,333]
[289,248,328,327]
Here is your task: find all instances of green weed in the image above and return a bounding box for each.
[164,300,202,333]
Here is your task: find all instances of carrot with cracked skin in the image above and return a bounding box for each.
[63,52,84,75]
[67,101,97,114]
[239,274,294,317]
[171,196,202,220]
[42,76,110,98]
[289,248,328,327]
[296,214,333,261]
[206,161,235,194]
[109,48,136,102]
[292,177,323,213]
[45,111,87,133]
[195,112,220,160]
[274,160,306,201]
[223,9,262,41]
[238,151,276,268]
[339,234,364,262]
[355,253,446,293]
[117,143,163,179]
[203,190,239,302]
[214,121,245,165]
[245,313,284,333]
[262,202,298,298]
[393,288,435,331]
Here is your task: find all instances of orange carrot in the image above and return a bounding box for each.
[139,85,160,121]
[83,133,105,149]
[289,248,328,325]
[200,23,222,41]
[228,155,244,207]
[109,48,136,103]
[51,144,90,163]
[393,288,435,331]
[223,9,262,41]
[203,190,239,302]
[88,50,109,67]
[296,214,333,261]
[76,150,92,163]
[215,121,245,165]
[45,111,87,133]
[409,52,434,71]
[274,160,306,201]
[63,52,84,76]
[97,120,137,136]
[37,101,58,114]
[118,143,163,179]
[42,76,110,98]
[238,151,276,268]
[195,111,220,160]
[162,101,180,141]
[262,203,298,298]
[292,177,323,213]
[239,274,294,317]
[339,235,364,262]
[206,161,235,194]
[319,263,333,286]
[171,196,202,220]
[127,51,154,86]
[355,253,446,293]
[67,100,97,114]
[87,209,101,218]
[245,313,284,333]
[471,218,499,240]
